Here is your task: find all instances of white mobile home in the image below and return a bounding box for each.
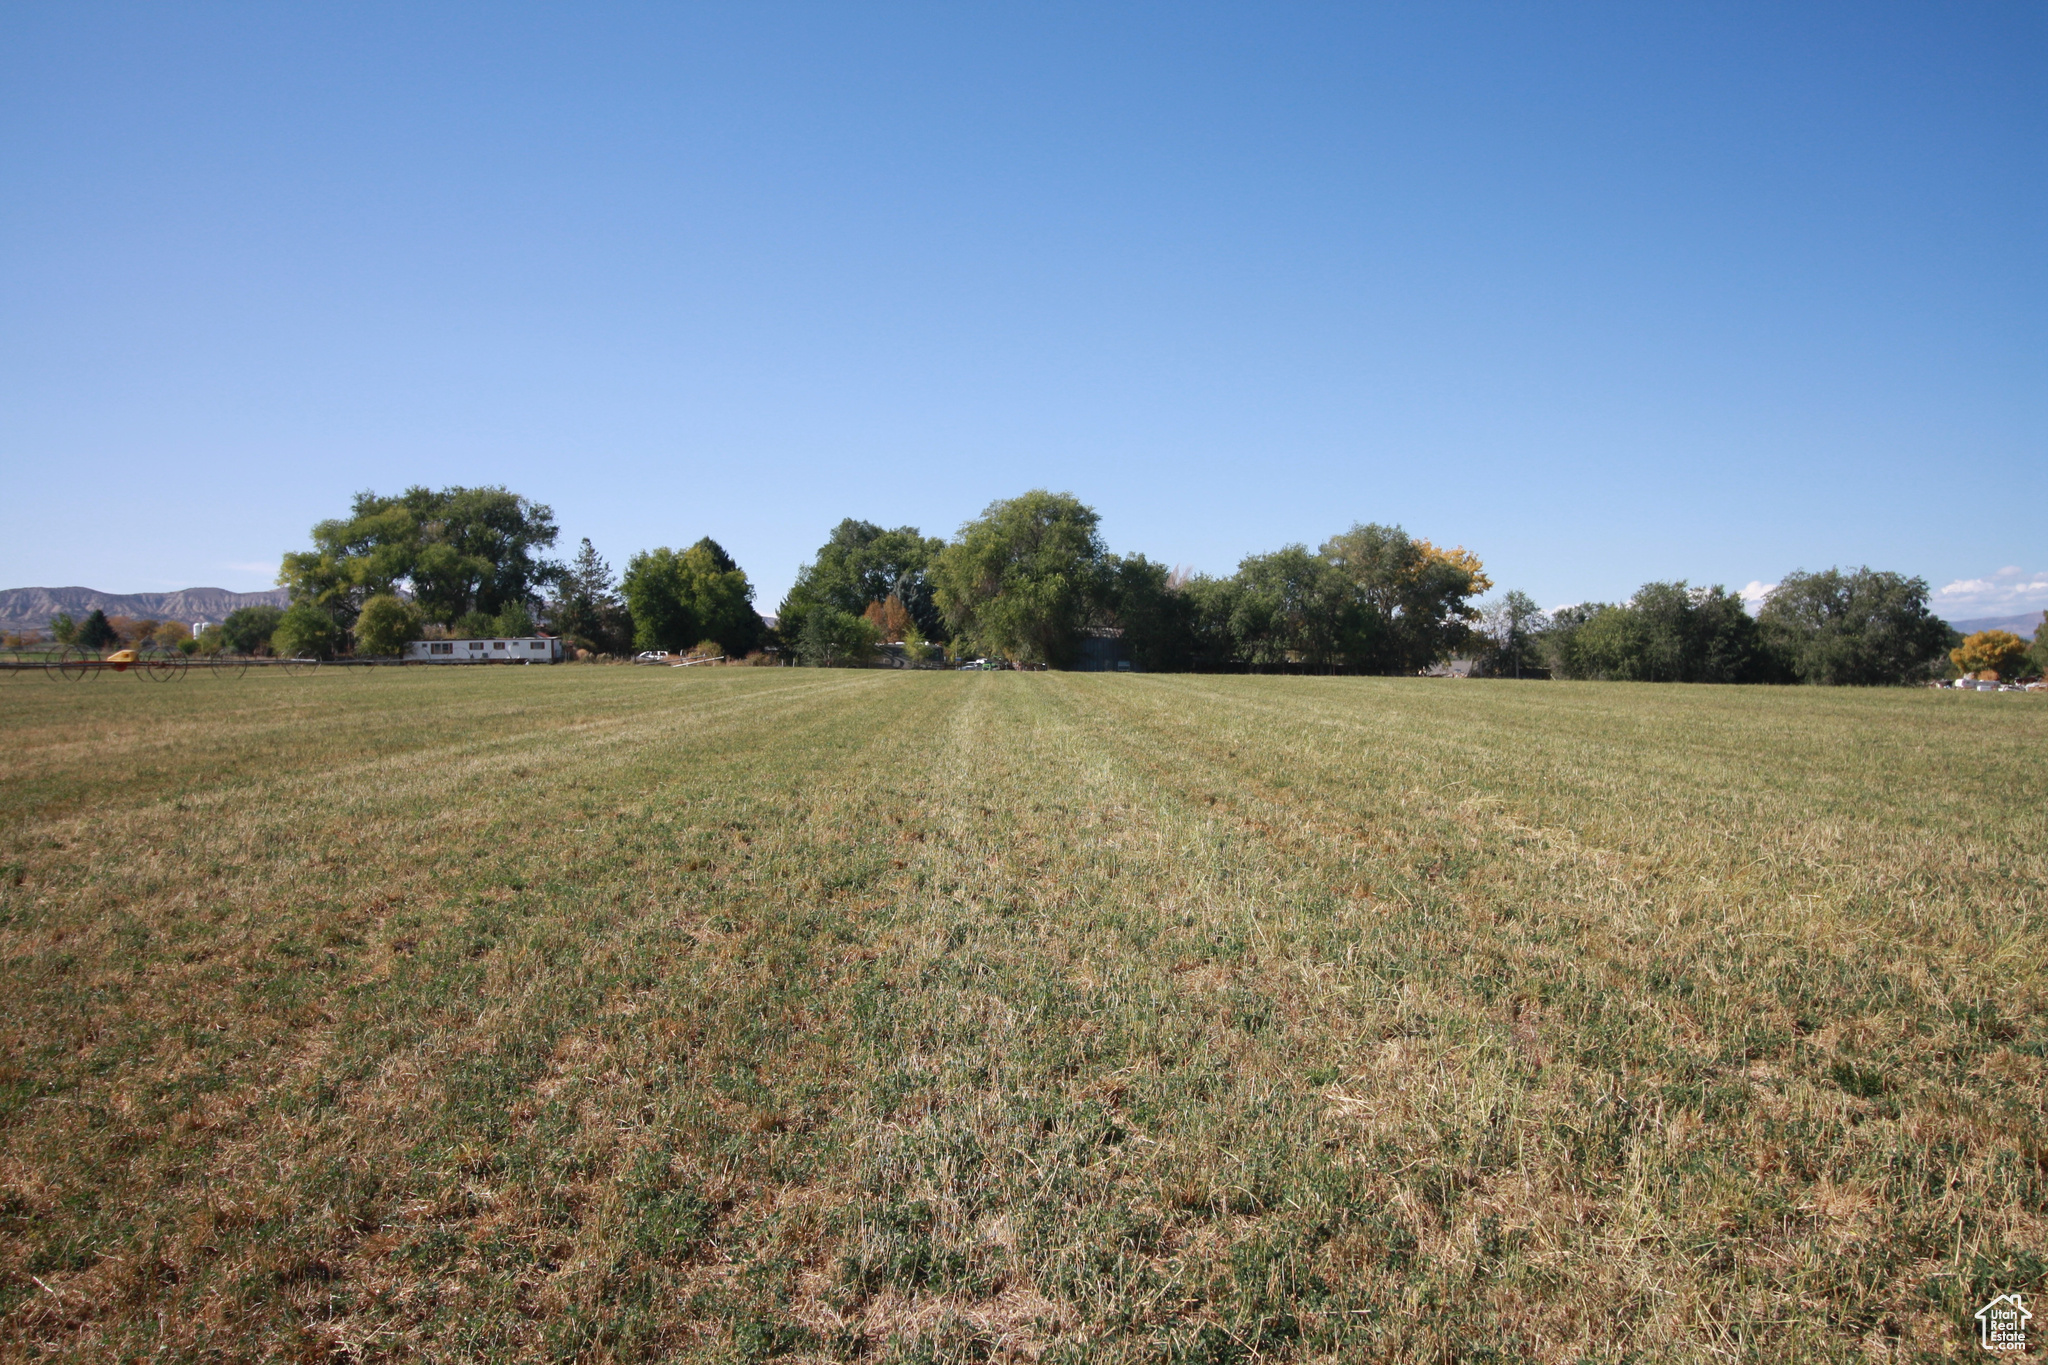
[403,636,564,664]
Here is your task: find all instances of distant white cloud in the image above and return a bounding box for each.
[220,561,277,576]
[1933,565,2048,617]
[1738,580,1777,615]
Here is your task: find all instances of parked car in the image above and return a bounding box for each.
[634,651,672,664]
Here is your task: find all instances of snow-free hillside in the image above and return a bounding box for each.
[0,585,290,634]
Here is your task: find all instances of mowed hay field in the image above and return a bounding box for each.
[1,669,2043,1364]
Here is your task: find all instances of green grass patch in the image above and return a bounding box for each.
[0,667,2042,1361]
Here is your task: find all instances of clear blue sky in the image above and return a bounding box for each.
[4,3,2042,618]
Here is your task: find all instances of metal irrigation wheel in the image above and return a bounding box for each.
[57,646,94,682]
[212,651,250,679]
[142,649,182,682]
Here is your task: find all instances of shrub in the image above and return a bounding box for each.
[354,595,424,657]
[271,604,341,660]
[798,608,880,667]
[221,605,285,655]
[492,602,535,637]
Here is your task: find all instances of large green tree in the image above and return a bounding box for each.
[1161,524,1488,673]
[1534,602,1608,680]
[1477,591,1548,678]
[1179,575,1245,668]
[796,607,881,667]
[1320,523,1491,673]
[271,603,341,660]
[1096,555,1200,671]
[1544,582,1772,683]
[777,520,947,651]
[219,605,285,655]
[621,539,762,655]
[1757,567,1954,685]
[1227,546,1365,669]
[279,486,561,627]
[932,492,1107,666]
[76,610,118,651]
[546,538,632,654]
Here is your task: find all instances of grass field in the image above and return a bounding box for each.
[1,667,2043,1363]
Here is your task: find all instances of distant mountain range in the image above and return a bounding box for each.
[0,585,291,635]
[1945,611,2045,638]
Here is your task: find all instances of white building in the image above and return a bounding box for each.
[403,636,563,664]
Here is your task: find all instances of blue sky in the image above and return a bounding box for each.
[3,3,2042,619]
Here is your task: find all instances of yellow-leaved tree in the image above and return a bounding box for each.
[1950,629,2028,679]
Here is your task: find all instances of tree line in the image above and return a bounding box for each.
[1484,569,1969,686]
[574,489,1500,674]
[111,481,2032,684]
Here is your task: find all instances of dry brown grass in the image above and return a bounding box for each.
[0,667,2042,1362]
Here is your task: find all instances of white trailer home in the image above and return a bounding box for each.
[403,636,564,664]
